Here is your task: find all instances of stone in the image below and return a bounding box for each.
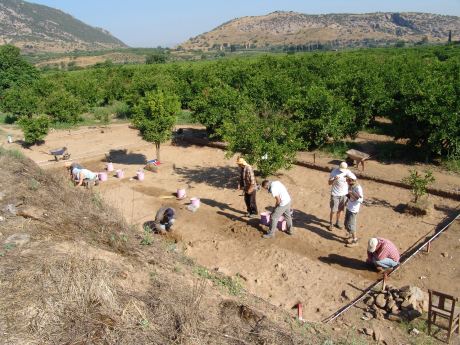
[374,308,384,320]
[442,252,448,257]
[364,296,375,306]
[363,328,374,336]
[3,204,17,215]
[4,233,30,247]
[17,206,45,221]
[391,305,400,314]
[387,313,402,322]
[410,328,420,336]
[387,300,396,310]
[364,312,374,319]
[375,293,387,308]
[405,309,422,321]
[401,300,414,310]
[0,216,4,222]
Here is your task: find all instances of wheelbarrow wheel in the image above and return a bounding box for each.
[63,153,71,160]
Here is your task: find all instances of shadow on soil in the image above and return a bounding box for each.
[293,209,345,244]
[175,166,238,189]
[105,149,147,165]
[318,254,371,272]
[200,198,246,215]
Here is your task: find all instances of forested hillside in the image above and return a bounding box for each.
[1,43,459,175]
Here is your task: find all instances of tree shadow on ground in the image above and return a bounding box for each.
[292,209,345,244]
[200,198,246,215]
[175,166,238,189]
[105,149,147,165]
[171,127,209,148]
[318,254,371,271]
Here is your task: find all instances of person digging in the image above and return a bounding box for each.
[75,168,99,188]
[154,207,176,234]
[328,162,355,231]
[236,157,258,218]
[366,237,400,272]
[344,175,364,247]
[261,180,293,239]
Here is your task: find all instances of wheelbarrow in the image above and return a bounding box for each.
[50,147,71,161]
[346,149,370,171]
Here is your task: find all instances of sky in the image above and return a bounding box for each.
[30,0,460,47]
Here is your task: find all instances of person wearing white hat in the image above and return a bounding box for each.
[366,237,400,271]
[236,156,258,217]
[344,174,364,247]
[328,161,354,231]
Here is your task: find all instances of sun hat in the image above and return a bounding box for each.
[347,171,357,180]
[368,238,379,253]
[339,162,348,172]
[236,157,248,166]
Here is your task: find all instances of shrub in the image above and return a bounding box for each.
[402,169,435,203]
[18,115,50,145]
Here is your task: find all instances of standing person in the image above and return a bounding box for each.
[261,180,293,239]
[236,157,258,217]
[366,237,400,271]
[328,162,354,231]
[154,207,176,233]
[344,175,364,246]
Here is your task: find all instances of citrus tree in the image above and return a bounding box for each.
[132,90,180,161]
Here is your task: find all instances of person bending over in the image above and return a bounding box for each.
[154,207,176,233]
[367,237,400,271]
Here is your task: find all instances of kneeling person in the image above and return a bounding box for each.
[154,207,176,233]
[76,168,98,187]
[367,237,400,271]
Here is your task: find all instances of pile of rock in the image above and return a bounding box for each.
[362,285,429,322]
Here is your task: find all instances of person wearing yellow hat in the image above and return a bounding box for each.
[236,156,258,217]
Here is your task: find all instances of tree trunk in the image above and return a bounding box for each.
[155,142,161,161]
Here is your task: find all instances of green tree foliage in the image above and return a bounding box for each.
[18,115,50,145]
[220,111,301,177]
[44,89,84,124]
[132,90,180,160]
[146,52,168,64]
[286,85,357,149]
[190,84,250,136]
[0,45,39,95]
[402,169,435,203]
[1,85,41,120]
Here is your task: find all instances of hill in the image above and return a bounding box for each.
[181,11,460,50]
[0,0,127,52]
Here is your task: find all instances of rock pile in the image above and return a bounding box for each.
[362,285,429,322]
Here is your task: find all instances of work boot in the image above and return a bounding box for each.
[335,222,343,230]
[328,224,333,231]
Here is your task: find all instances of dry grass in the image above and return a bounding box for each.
[0,149,333,344]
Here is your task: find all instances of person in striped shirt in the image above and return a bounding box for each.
[236,157,258,217]
[367,237,400,271]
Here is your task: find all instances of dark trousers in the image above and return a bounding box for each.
[244,191,258,215]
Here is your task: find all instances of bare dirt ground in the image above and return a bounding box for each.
[3,123,459,333]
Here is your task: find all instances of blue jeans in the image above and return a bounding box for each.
[374,257,398,269]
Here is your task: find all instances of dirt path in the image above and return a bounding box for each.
[4,123,459,323]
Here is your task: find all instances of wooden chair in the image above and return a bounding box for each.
[428,290,460,343]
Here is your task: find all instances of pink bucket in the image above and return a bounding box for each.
[177,189,186,199]
[98,172,108,181]
[190,197,200,207]
[116,169,124,178]
[260,212,286,230]
[137,170,145,181]
[260,212,271,226]
[107,162,114,172]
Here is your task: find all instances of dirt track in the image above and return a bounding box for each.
[3,123,459,323]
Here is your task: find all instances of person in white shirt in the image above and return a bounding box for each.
[344,175,364,247]
[328,162,355,231]
[261,180,293,239]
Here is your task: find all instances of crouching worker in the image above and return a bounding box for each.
[154,207,176,233]
[367,237,400,271]
[75,168,99,187]
[65,162,83,180]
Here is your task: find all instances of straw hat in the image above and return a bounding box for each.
[368,238,378,253]
[236,157,248,166]
[339,161,348,172]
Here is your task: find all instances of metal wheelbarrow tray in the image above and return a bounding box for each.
[50,147,70,161]
[346,149,370,171]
